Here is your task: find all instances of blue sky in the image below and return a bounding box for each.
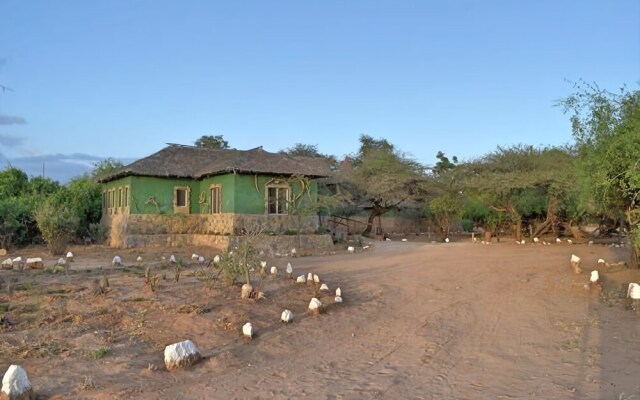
[1,1,638,182]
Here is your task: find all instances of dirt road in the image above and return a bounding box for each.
[2,241,639,399]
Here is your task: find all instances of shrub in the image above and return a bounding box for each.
[34,198,80,255]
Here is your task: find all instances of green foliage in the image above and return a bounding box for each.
[92,158,124,179]
[0,167,28,198]
[89,346,110,360]
[429,192,463,238]
[33,197,80,255]
[194,135,230,149]
[0,196,36,248]
[560,82,640,264]
[461,144,578,237]
[280,143,338,169]
[341,136,425,236]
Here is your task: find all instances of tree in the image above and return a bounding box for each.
[92,158,124,179]
[342,136,425,237]
[279,143,338,170]
[461,145,577,241]
[0,166,28,198]
[194,135,230,149]
[428,152,463,240]
[560,82,640,265]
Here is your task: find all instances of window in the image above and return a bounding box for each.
[102,191,107,210]
[210,185,221,214]
[117,188,123,208]
[123,186,129,208]
[266,185,289,215]
[174,186,190,213]
[108,190,114,211]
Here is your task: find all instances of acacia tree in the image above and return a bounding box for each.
[342,135,425,237]
[194,135,230,149]
[560,83,640,265]
[428,152,463,240]
[462,145,577,241]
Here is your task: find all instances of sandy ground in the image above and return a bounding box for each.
[1,239,640,399]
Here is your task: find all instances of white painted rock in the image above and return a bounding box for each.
[313,274,320,283]
[308,298,323,315]
[12,257,22,263]
[242,322,253,338]
[385,238,391,241]
[213,255,221,264]
[320,283,329,291]
[164,340,201,370]
[347,246,355,253]
[598,259,605,264]
[286,263,293,275]
[281,309,293,323]
[198,256,205,264]
[112,255,122,266]
[588,241,594,245]
[445,238,450,243]
[335,296,343,303]
[26,258,43,269]
[136,256,143,262]
[567,239,573,244]
[307,272,313,282]
[628,283,640,300]
[169,255,177,263]
[1,258,13,270]
[590,270,599,283]
[533,237,540,243]
[335,288,342,297]
[401,238,408,242]
[191,253,199,260]
[556,238,562,243]
[66,251,74,260]
[1,365,34,400]
[241,284,253,299]
[570,254,582,274]
[291,248,297,255]
[296,275,306,284]
[260,261,267,268]
[270,266,278,275]
[57,258,65,265]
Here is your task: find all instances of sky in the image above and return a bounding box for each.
[1,0,639,182]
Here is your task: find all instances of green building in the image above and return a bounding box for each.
[98,144,332,252]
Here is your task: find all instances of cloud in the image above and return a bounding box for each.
[0,134,26,148]
[0,115,27,125]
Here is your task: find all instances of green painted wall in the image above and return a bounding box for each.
[103,173,318,216]
[198,174,236,213]
[128,176,199,215]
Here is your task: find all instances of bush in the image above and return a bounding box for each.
[34,199,80,255]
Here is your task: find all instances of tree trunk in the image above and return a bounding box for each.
[515,219,523,241]
[362,207,383,237]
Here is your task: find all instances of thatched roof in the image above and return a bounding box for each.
[97,144,332,183]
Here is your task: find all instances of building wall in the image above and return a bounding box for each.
[101,173,323,250]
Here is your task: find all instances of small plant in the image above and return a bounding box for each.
[90,346,109,360]
[101,272,109,289]
[174,259,183,283]
[144,266,151,286]
[149,274,161,292]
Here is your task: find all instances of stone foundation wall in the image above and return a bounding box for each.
[101,212,329,254]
